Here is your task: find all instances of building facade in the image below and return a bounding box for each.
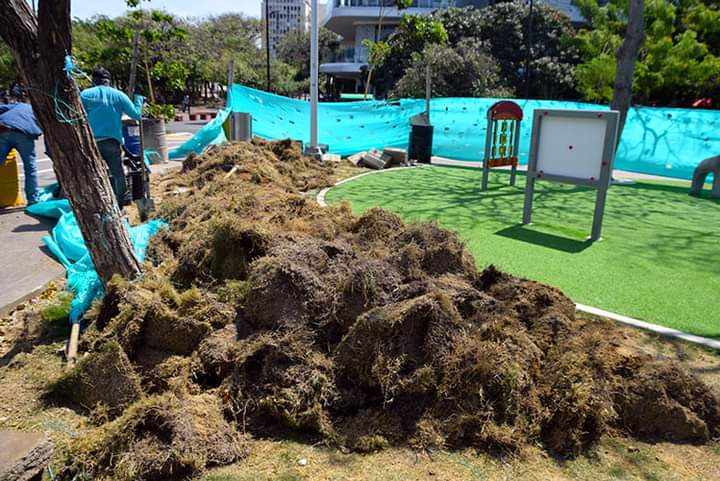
[320,0,584,93]
[262,0,313,57]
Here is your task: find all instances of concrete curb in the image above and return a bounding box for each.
[317,165,428,208]
[0,276,63,318]
[576,304,720,350]
[319,165,720,351]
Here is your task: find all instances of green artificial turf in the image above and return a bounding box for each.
[325,166,720,338]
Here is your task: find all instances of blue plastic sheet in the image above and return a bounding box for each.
[170,84,720,180]
[27,185,165,323]
[169,109,230,159]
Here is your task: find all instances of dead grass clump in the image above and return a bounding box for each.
[62,392,247,481]
[614,363,720,442]
[223,330,337,437]
[50,339,142,414]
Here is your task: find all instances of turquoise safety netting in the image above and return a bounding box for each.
[27,185,165,323]
[171,84,720,180]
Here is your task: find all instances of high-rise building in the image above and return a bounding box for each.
[262,0,313,57]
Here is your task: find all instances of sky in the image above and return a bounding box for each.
[70,0,261,20]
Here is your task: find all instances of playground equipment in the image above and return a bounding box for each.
[523,109,620,241]
[0,149,24,208]
[689,155,720,198]
[482,101,523,190]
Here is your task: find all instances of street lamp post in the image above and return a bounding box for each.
[524,0,534,99]
[310,0,318,150]
[265,1,271,92]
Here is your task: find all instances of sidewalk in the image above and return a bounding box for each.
[0,208,64,316]
[0,132,192,315]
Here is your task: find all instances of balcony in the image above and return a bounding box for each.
[332,0,452,6]
[323,0,454,39]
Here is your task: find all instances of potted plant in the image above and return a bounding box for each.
[142,103,175,164]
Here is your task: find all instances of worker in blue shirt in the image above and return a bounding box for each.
[0,96,43,205]
[80,67,144,207]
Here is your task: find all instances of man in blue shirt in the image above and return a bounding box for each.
[0,96,43,205]
[80,68,144,206]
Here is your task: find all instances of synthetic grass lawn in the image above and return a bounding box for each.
[325,166,720,338]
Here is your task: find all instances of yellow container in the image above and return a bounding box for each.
[0,149,24,208]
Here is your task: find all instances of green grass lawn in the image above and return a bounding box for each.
[325,166,720,338]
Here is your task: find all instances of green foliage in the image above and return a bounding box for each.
[393,39,512,99]
[0,41,16,88]
[370,15,448,97]
[363,39,391,70]
[373,2,578,99]
[575,0,720,105]
[276,28,341,80]
[41,293,74,324]
[433,3,580,99]
[144,103,176,122]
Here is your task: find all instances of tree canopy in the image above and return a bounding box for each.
[575,0,720,105]
[393,39,511,99]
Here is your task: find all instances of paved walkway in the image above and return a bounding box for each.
[0,131,192,314]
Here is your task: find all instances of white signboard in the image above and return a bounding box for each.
[523,109,620,241]
[535,116,607,180]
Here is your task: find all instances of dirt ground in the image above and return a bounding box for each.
[0,139,718,481]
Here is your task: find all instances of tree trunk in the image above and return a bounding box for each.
[0,0,141,285]
[611,0,645,139]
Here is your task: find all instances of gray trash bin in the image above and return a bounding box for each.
[229,112,252,141]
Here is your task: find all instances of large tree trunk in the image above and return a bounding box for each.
[0,0,142,285]
[611,0,645,138]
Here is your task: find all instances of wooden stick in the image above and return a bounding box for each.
[66,322,80,366]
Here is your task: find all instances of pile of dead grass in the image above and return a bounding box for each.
[49,140,720,480]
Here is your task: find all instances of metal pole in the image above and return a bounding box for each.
[425,63,431,124]
[524,0,534,99]
[265,1,271,92]
[310,0,319,149]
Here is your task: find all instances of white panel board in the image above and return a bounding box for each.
[536,116,606,180]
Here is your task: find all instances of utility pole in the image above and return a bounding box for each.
[524,0,534,99]
[265,0,271,92]
[310,0,318,150]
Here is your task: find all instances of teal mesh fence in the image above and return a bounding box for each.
[27,185,166,323]
[171,84,720,180]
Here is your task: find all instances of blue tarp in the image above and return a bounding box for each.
[171,84,720,180]
[27,186,165,323]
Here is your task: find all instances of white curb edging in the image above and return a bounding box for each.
[317,165,428,208]
[576,304,720,350]
[318,165,720,351]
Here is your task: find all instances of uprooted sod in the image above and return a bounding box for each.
[49,139,720,480]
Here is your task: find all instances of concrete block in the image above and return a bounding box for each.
[362,151,386,170]
[321,153,342,163]
[383,148,408,168]
[347,151,366,166]
[0,431,52,481]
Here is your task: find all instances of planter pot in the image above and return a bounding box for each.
[209,112,217,118]
[189,114,198,121]
[174,115,183,122]
[199,113,208,120]
[141,118,168,164]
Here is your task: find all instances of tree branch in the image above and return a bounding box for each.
[0,0,38,66]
